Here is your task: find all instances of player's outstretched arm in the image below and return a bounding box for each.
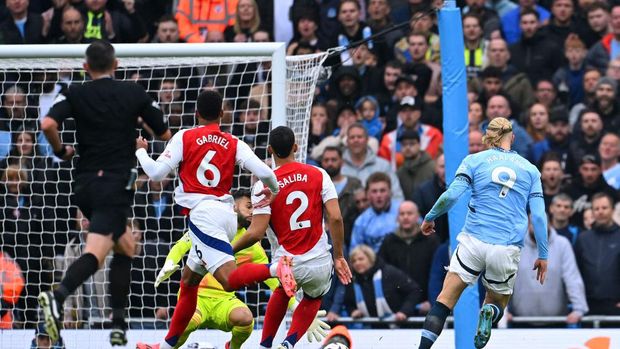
[232,214,270,253]
[135,135,179,181]
[155,233,192,287]
[529,194,549,285]
[423,175,471,227]
[325,199,352,285]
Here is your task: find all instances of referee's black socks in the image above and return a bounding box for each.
[54,253,100,304]
[418,301,451,349]
[109,253,132,329]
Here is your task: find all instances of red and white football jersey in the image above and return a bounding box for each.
[252,162,338,256]
[156,123,257,209]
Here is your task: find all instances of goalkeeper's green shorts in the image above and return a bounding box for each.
[189,294,248,332]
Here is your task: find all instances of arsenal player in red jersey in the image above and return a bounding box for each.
[134,90,280,349]
[228,126,352,349]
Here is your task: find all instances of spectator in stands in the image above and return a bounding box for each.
[354,186,369,212]
[384,74,420,133]
[40,0,72,43]
[549,193,580,244]
[326,66,362,116]
[575,192,620,315]
[175,0,236,43]
[501,0,550,45]
[413,153,449,242]
[378,201,439,307]
[568,110,603,172]
[510,219,588,325]
[540,154,566,209]
[349,43,381,95]
[156,79,182,115]
[379,96,443,169]
[599,132,620,190]
[330,0,372,65]
[540,0,584,45]
[396,130,435,201]
[347,244,421,323]
[462,0,502,37]
[481,95,533,157]
[585,4,620,72]
[370,60,402,116]
[534,80,562,111]
[0,250,24,329]
[54,6,85,44]
[350,172,401,252]
[321,146,363,249]
[0,0,46,44]
[366,0,400,64]
[553,34,587,108]
[469,129,484,154]
[569,68,601,125]
[525,103,550,143]
[477,66,505,108]
[286,12,324,55]
[355,95,383,141]
[81,0,147,43]
[1,85,38,132]
[307,102,330,160]
[231,99,269,159]
[224,0,260,43]
[403,31,439,101]
[606,57,620,83]
[509,9,562,84]
[564,154,618,227]
[528,109,571,169]
[582,2,610,48]
[463,13,487,79]
[586,78,620,133]
[134,175,185,243]
[341,123,404,199]
[151,15,180,43]
[486,38,536,111]
[468,101,484,132]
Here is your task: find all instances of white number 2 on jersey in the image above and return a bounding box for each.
[197,150,221,187]
[287,191,311,231]
[491,166,517,198]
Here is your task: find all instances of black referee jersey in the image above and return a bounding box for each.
[48,77,168,174]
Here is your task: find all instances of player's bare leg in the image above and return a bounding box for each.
[39,233,114,342]
[474,289,511,349]
[418,272,468,349]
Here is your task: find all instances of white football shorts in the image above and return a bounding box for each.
[186,200,237,275]
[448,232,521,295]
[270,250,333,299]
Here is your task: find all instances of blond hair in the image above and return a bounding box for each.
[482,117,513,148]
[349,244,376,265]
[234,0,261,35]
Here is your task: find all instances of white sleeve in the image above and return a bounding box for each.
[319,167,339,203]
[236,140,279,193]
[251,181,272,215]
[135,131,183,181]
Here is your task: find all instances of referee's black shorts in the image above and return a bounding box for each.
[74,170,135,241]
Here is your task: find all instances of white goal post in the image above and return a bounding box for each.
[0,43,327,330]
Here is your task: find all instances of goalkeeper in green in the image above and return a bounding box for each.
[147,190,330,349]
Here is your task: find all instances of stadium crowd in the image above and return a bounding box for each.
[0,0,619,333]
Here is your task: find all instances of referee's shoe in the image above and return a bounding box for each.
[37,291,62,343]
[110,327,128,346]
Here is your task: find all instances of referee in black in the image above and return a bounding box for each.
[39,40,171,346]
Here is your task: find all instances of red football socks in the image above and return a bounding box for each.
[259,286,290,348]
[164,282,199,346]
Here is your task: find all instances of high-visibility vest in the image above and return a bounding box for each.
[175,0,238,43]
[0,252,24,329]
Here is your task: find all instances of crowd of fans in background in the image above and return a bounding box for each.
[0,0,620,332]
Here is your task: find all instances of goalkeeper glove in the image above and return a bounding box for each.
[155,259,180,288]
[306,310,330,342]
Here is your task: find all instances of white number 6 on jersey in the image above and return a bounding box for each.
[287,191,311,231]
[197,150,221,187]
[491,166,517,198]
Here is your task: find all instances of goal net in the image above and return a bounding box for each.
[0,43,327,331]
